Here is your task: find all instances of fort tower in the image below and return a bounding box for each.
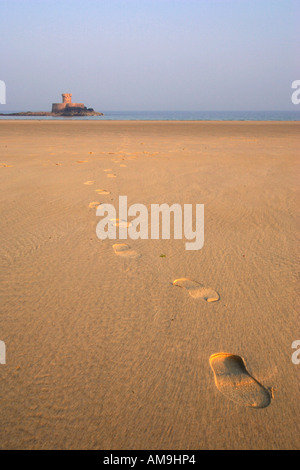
[62,93,72,104]
[52,93,85,113]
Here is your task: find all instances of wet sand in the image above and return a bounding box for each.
[0,120,299,449]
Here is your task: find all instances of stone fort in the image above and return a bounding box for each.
[52,93,85,113]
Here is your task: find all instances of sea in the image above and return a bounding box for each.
[0,110,300,121]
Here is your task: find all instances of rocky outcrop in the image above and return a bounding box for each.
[0,93,104,117]
[0,109,104,117]
[60,106,103,116]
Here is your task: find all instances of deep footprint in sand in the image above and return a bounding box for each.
[209,353,272,409]
[107,173,117,178]
[113,243,140,259]
[173,278,219,302]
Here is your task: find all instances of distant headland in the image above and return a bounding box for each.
[0,93,103,117]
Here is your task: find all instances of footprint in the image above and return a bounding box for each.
[84,181,95,185]
[209,353,272,409]
[173,278,219,302]
[107,173,116,178]
[76,160,88,163]
[110,219,132,228]
[120,164,127,167]
[89,202,101,208]
[95,189,110,195]
[113,243,140,259]
[103,169,112,172]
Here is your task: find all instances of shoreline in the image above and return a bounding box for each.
[1,119,299,123]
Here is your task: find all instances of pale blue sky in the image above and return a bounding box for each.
[0,0,299,111]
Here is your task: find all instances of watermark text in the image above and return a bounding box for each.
[291,80,300,105]
[292,340,300,365]
[96,196,204,251]
[0,341,6,364]
[0,80,6,104]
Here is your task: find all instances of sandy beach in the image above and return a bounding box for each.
[0,120,299,450]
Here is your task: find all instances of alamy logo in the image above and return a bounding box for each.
[292,340,300,365]
[0,80,6,104]
[0,341,6,364]
[96,196,204,251]
[291,80,300,105]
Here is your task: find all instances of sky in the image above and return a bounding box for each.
[0,0,299,111]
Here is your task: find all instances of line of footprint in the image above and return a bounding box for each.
[84,156,272,410]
